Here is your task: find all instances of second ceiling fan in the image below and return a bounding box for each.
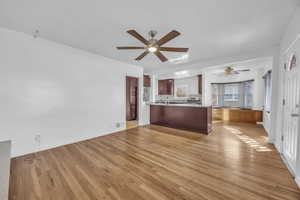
[117,30,189,62]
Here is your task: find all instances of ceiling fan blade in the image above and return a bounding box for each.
[135,51,149,61]
[117,46,145,50]
[236,69,250,72]
[154,51,168,62]
[156,30,181,46]
[127,30,149,45]
[159,47,189,52]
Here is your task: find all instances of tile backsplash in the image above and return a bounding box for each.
[156,94,202,102]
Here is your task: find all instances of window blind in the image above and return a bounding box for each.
[211,80,254,108]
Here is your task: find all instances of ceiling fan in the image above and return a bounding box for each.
[116,30,189,62]
[224,66,250,75]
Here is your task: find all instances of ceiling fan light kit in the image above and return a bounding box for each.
[148,47,157,52]
[117,30,189,62]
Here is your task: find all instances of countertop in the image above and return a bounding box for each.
[150,103,211,108]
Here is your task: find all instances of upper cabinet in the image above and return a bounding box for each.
[144,75,151,87]
[198,75,202,95]
[158,79,174,95]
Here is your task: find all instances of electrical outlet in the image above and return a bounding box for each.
[35,134,41,144]
[34,134,42,155]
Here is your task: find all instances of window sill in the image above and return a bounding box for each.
[212,106,253,110]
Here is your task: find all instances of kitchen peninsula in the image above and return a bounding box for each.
[150,103,212,134]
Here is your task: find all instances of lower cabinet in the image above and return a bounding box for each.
[212,108,263,123]
[150,105,212,134]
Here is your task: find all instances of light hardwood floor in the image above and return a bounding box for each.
[9,122,300,200]
[126,120,138,129]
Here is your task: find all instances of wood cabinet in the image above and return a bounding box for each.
[198,75,202,95]
[212,108,263,123]
[143,75,151,87]
[150,105,212,134]
[158,79,174,95]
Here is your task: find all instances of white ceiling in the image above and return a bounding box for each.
[156,56,272,79]
[0,0,298,72]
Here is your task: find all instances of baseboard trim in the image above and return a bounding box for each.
[12,127,125,158]
[295,176,300,189]
[268,138,275,144]
[280,153,295,177]
[274,142,281,153]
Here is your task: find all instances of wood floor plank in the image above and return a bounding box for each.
[9,122,300,200]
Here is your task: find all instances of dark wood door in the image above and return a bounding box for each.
[126,77,138,121]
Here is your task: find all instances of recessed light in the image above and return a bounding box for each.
[175,70,189,75]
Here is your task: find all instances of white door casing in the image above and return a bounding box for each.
[282,42,300,174]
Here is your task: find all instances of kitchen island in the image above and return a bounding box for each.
[150,103,212,134]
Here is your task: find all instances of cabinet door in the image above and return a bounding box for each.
[198,75,202,95]
[144,75,151,87]
[166,79,174,95]
[158,80,166,95]
[158,79,174,95]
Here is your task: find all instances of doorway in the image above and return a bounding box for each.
[282,50,300,174]
[126,76,138,129]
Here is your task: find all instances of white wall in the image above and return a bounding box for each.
[0,27,145,157]
[174,76,198,97]
[153,76,200,101]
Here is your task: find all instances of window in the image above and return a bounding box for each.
[224,84,239,101]
[211,84,219,106]
[263,71,272,112]
[211,80,253,108]
[244,81,253,109]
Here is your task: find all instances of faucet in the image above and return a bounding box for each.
[165,96,169,104]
